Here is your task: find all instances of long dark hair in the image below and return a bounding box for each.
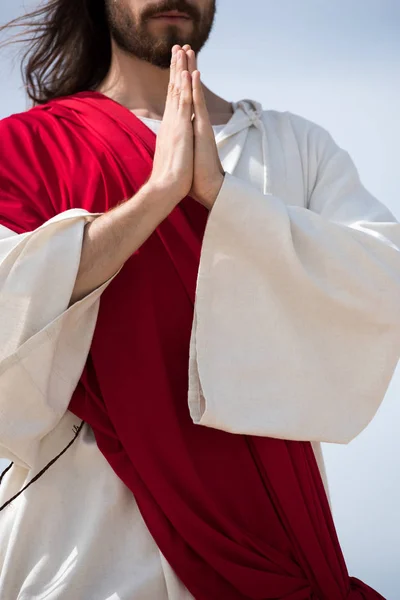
[0,0,112,105]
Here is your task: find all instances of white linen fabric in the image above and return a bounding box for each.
[0,103,399,599]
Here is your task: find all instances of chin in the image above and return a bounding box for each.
[148,21,193,37]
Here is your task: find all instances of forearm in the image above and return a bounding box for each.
[71,183,179,303]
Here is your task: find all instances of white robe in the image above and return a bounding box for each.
[0,101,399,599]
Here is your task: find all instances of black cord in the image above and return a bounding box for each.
[0,421,84,512]
[0,462,13,485]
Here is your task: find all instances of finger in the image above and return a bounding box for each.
[179,48,189,73]
[165,55,175,115]
[186,49,197,75]
[182,44,191,52]
[179,71,193,119]
[185,50,197,119]
[166,47,178,109]
[168,50,185,108]
[175,50,189,95]
[192,70,210,126]
[169,45,180,89]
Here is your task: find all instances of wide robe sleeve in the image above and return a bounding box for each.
[0,115,107,468]
[189,121,400,444]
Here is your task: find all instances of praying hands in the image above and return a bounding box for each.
[149,45,225,210]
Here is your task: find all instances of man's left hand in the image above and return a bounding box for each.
[185,47,225,210]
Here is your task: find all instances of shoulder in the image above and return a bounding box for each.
[0,103,82,183]
[260,109,353,196]
[235,100,339,161]
[0,105,62,171]
[1,105,49,127]
[0,106,65,232]
[256,106,358,205]
[261,108,340,159]
[0,105,64,182]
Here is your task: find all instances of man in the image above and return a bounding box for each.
[0,0,398,598]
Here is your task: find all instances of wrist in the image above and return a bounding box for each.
[199,172,225,209]
[142,179,183,209]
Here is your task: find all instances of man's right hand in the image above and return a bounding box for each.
[147,46,194,204]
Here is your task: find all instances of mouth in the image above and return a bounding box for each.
[151,10,192,21]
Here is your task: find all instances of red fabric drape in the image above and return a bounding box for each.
[0,92,385,599]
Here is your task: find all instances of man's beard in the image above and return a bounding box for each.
[105,0,216,69]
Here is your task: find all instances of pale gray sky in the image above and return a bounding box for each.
[1,1,399,597]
